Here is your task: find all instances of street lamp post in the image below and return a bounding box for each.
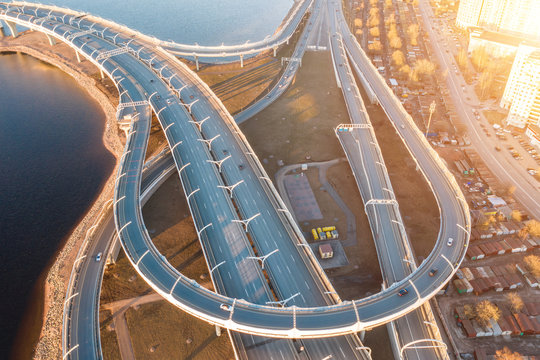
[425,100,436,137]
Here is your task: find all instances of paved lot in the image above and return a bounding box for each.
[309,240,350,269]
[283,173,323,221]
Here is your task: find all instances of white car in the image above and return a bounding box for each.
[95,252,102,262]
[220,304,232,311]
[447,238,454,247]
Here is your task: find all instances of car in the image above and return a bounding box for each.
[238,164,244,170]
[95,252,102,262]
[400,124,405,129]
[166,99,172,104]
[150,79,154,83]
[495,146,501,151]
[447,237,454,246]
[220,304,231,311]
[398,289,409,296]
[429,268,438,277]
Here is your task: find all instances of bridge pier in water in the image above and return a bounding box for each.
[239,54,243,68]
[4,20,18,37]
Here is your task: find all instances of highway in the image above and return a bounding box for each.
[64,151,175,360]
[234,0,324,124]
[7,0,314,61]
[327,1,449,359]
[1,0,469,351]
[417,0,540,219]
[1,3,367,358]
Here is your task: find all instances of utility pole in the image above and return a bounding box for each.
[425,100,436,137]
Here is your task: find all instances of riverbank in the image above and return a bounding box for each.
[0,31,123,359]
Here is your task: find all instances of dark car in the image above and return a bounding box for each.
[398,289,409,296]
[429,268,438,277]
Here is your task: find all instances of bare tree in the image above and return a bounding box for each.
[368,40,383,53]
[392,50,405,66]
[471,46,489,71]
[370,26,380,37]
[354,18,363,28]
[457,49,468,69]
[506,292,524,313]
[407,24,419,46]
[385,13,396,26]
[463,304,475,319]
[494,347,521,360]
[475,300,501,327]
[524,219,540,236]
[524,254,540,277]
[390,36,402,49]
[368,12,380,27]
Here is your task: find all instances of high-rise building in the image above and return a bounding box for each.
[456,0,540,38]
[500,44,540,128]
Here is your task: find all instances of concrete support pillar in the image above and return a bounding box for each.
[273,46,277,57]
[194,55,199,71]
[360,330,365,342]
[75,50,82,63]
[215,325,221,337]
[45,33,56,46]
[286,39,289,45]
[240,54,244,68]
[107,233,122,264]
[0,24,5,38]
[5,20,18,38]
[100,68,104,79]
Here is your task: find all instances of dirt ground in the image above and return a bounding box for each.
[241,51,350,175]
[99,309,122,360]
[125,301,234,360]
[192,53,281,116]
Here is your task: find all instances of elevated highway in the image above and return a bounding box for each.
[1,0,468,352]
[7,0,314,66]
[327,2,449,358]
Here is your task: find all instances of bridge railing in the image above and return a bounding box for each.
[336,5,470,276]
[10,0,313,58]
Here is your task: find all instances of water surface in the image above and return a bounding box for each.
[40,0,294,46]
[0,53,114,356]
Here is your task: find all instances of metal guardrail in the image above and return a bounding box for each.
[9,0,313,59]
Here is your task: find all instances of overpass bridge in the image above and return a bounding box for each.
[327,2,450,358]
[1,2,469,358]
[7,0,314,69]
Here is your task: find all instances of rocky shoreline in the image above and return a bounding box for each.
[1,32,123,359]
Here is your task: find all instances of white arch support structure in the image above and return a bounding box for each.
[400,339,447,359]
